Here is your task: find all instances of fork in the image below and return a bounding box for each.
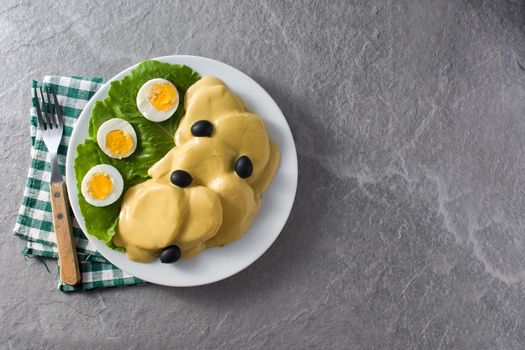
[34,86,81,286]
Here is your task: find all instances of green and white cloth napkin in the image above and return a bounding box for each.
[13,75,144,292]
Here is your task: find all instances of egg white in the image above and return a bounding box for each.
[96,118,137,159]
[81,164,124,207]
[136,78,179,122]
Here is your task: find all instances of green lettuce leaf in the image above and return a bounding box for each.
[74,60,200,245]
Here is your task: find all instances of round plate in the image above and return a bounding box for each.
[65,55,298,286]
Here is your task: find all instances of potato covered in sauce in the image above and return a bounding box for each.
[114,76,280,262]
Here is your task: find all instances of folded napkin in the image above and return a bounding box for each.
[13,76,144,292]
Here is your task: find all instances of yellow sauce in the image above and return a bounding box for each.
[114,76,280,262]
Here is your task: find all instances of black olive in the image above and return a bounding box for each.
[170,170,193,187]
[191,120,213,137]
[234,156,253,178]
[160,245,181,263]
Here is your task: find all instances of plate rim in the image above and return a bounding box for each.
[65,55,297,287]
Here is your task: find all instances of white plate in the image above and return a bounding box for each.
[65,55,298,286]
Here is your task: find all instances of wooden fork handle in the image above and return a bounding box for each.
[50,181,81,285]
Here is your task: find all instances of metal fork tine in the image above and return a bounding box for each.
[33,87,46,130]
[39,88,48,130]
[51,87,63,127]
[45,88,57,129]
[39,87,52,129]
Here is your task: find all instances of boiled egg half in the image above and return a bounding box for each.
[136,78,179,122]
[97,118,137,159]
[81,164,124,207]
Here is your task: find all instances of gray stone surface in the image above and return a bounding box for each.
[2,0,525,348]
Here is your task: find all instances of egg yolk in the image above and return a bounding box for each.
[87,173,113,200]
[105,130,133,157]
[148,82,178,111]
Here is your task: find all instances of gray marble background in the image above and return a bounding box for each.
[2,0,525,349]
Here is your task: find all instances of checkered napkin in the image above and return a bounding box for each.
[13,76,144,292]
